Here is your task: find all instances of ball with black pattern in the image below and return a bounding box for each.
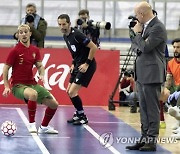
[1,121,17,136]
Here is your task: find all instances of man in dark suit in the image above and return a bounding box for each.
[126,1,167,151]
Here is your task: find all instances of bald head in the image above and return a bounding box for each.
[134,1,154,23]
[136,1,152,14]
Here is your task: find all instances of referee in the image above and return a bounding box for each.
[57,14,97,125]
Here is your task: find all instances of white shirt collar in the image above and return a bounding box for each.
[144,16,155,28]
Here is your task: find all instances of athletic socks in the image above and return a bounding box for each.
[70,95,84,115]
[28,100,37,123]
[41,107,57,127]
[160,101,165,121]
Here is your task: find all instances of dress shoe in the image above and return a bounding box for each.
[139,143,156,151]
[126,142,145,150]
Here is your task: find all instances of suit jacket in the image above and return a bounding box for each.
[131,16,167,84]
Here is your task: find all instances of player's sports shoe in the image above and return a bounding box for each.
[169,106,180,120]
[172,127,180,134]
[67,112,80,123]
[38,126,58,134]
[172,120,180,130]
[73,115,88,125]
[160,121,166,129]
[171,132,180,140]
[28,122,37,133]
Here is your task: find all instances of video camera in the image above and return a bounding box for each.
[122,68,134,77]
[77,19,111,30]
[128,16,138,28]
[124,70,134,77]
[128,9,157,28]
[25,14,35,23]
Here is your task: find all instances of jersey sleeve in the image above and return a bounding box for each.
[75,32,90,46]
[6,49,17,66]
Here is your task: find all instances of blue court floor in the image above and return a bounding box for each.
[0,105,171,154]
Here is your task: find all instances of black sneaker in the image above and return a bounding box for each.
[73,115,88,125]
[67,112,80,123]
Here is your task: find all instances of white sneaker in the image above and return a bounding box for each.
[172,120,180,130]
[38,125,58,134]
[171,133,180,140]
[172,127,180,134]
[169,106,180,120]
[28,122,37,133]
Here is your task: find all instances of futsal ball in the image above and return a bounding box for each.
[1,121,17,136]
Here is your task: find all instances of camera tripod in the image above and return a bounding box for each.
[108,45,138,110]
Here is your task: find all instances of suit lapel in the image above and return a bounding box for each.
[143,16,158,38]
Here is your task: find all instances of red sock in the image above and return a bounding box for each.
[160,101,165,121]
[28,100,37,123]
[41,107,57,127]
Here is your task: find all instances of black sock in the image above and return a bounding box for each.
[70,95,84,115]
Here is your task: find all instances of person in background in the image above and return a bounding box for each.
[14,3,47,48]
[75,9,100,48]
[57,14,97,125]
[119,70,139,113]
[159,39,180,129]
[161,38,180,137]
[3,24,58,134]
[159,45,169,129]
[126,1,167,151]
[168,89,180,139]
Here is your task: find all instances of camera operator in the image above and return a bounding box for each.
[120,70,139,113]
[14,3,47,48]
[75,9,100,48]
[126,1,167,151]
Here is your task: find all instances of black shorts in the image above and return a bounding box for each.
[69,59,97,87]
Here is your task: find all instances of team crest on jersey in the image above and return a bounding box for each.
[71,45,76,52]
[32,53,36,59]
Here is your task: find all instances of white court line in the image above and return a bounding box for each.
[1,136,70,139]
[83,125,121,154]
[89,121,124,124]
[89,121,139,125]
[15,108,50,154]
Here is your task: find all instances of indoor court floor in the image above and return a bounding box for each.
[0,104,178,154]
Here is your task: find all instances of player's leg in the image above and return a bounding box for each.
[128,92,138,113]
[34,84,58,134]
[12,84,38,133]
[159,101,166,129]
[66,70,83,123]
[159,87,170,129]
[66,75,84,124]
[170,107,180,138]
[67,60,96,125]
[169,93,180,138]
[67,83,88,125]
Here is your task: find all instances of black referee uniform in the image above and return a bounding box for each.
[63,27,97,87]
